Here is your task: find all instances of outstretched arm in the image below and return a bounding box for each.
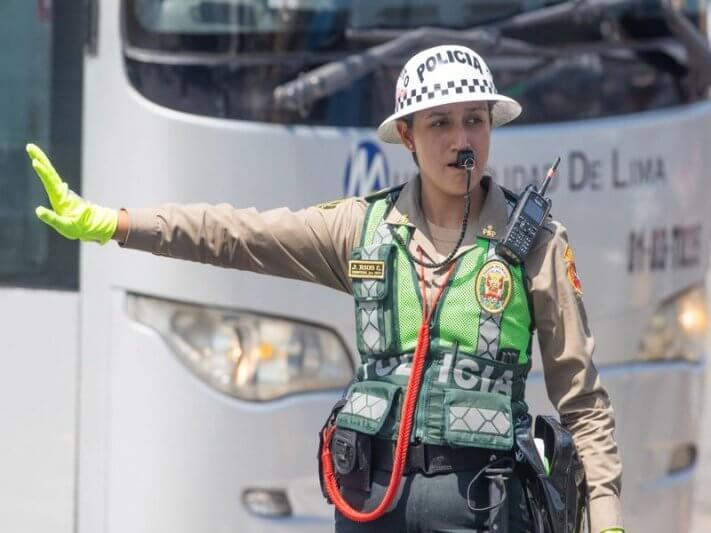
[27,143,365,294]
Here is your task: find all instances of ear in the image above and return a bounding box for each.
[396,120,415,151]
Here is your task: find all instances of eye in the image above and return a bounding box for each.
[430,118,448,128]
[466,116,484,125]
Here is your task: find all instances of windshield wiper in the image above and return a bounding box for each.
[272,26,556,114]
[272,0,638,113]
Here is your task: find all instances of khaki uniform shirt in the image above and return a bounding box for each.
[121,176,623,532]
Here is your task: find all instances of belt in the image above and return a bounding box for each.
[371,438,512,475]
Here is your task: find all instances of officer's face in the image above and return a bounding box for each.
[397,101,491,198]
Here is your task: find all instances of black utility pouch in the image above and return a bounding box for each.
[332,427,372,493]
[535,415,587,533]
[514,415,587,533]
[318,396,348,503]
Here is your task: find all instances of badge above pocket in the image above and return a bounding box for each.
[350,243,396,302]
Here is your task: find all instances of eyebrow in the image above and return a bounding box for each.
[425,107,488,118]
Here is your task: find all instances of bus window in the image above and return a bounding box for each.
[122,0,708,127]
[0,1,83,290]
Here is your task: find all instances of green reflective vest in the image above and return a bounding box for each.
[336,189,534,451]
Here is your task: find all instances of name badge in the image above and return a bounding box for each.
[348,260,385,280]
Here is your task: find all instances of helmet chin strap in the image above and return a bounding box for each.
[393,149,476,269]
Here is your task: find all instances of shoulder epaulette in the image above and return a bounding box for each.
[364,183,406,204]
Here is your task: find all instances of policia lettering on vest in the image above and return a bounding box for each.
[26,45,624,533]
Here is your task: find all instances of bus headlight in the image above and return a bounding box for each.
[638,284,708,363]
[126,293,354,401]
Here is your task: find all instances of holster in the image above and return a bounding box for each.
[318,391,373,502]
[331,427,372,493]
[515,415,587,533]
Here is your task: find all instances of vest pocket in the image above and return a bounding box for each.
[336,380,400,436]
[352,243,398,356]
[443,390,514,451]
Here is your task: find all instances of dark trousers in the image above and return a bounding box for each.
[334,466,533,533]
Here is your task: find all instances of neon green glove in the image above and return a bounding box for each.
[601,529,624,533]
[26,143,118,244]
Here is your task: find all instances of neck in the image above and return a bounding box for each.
[419,175,486,229]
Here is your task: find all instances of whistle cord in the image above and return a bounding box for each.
[320,250,456,523]
[391,167,473,270]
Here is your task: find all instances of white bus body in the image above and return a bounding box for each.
[1,1,710,533]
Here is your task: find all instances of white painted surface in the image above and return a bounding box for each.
[691,261,711,533]
[0,288,78,532]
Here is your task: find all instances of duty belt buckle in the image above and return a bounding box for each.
[409,441,427,473]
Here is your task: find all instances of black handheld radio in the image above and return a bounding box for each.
[495,157,560,264]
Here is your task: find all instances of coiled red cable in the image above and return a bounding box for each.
[321,249,456,523]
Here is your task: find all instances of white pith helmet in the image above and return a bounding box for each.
[377,45,522,144]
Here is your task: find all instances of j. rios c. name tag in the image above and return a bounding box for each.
[348,260,385,280]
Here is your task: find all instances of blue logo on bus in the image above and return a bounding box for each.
[343,140,390,197]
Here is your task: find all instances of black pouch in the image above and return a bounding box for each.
[318,396,348,503]
[317,380,374,501]
[514,415,587,533]
[332,427,372,493]
[535,416,587,533]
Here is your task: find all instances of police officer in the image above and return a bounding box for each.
[26,45,623,533]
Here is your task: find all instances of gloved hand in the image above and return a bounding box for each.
[601,529,624,532]
[26,143,118,244]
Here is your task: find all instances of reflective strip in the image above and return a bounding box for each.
[341,392,388,422]
[449,405,511,436]
[356,220,394,352]
[360,303,381,352]
[475,241,503,360]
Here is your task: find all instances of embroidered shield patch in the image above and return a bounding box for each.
[564,245,583,297]
[475,260,513,314]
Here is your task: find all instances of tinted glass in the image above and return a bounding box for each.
[0,1,83,289]
[122,0,708,127]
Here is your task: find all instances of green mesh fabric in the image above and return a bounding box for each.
[394,239,422,353]
[436,241,487,352]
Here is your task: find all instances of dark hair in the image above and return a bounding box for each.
[398,102,494,167]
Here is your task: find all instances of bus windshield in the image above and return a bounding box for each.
[123,0,709,126]
[126,0,570,45]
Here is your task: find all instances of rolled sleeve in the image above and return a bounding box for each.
[527,221,624,533]
[119,199,367,294]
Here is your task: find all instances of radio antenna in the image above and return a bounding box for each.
[539,157,561,196]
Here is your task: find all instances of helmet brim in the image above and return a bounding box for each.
[376,93,522,144]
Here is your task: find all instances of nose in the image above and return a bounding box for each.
[452,124,473,153]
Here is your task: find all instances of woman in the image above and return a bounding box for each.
[27,45,623,532]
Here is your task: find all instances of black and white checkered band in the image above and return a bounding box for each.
[395,78,496,112]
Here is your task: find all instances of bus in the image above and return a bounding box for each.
[2,1,710,532]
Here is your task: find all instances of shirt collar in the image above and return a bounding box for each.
[383,175,512,263]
